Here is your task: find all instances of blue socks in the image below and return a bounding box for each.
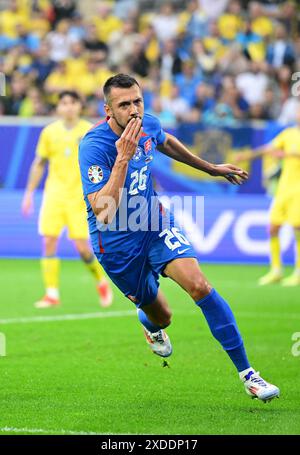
[196,289,250,372]
[137,308,162,333]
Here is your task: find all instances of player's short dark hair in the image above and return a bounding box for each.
[103,74,140,103]
[58,90,82,103]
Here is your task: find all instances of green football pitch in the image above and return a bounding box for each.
[0,259,299,435]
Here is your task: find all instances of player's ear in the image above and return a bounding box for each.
[104,103,112,117]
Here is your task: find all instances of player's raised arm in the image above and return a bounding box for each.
[234,144,276,163]
[87,117,143,223]
[158,132,248,185]
[22,156,47,216]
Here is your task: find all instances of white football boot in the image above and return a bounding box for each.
[241,369,280,403]
[143,328,173,358]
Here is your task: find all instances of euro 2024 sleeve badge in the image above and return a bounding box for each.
[88,165,103,183]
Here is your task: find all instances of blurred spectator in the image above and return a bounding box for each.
[249,1,273,38]
[52,0,77,26]
[65,40,88,78]
[179,0,208,52]
[113,0,139,21]
[198,0,229,20]
[191,38,216,76]
[14,23,40,53]
[278,97,300,125]
[83,22,108,53]
[148,95,176,127]
[44,61,73,102]
[236,61,269,105]
[151,3,180,43]
[174,60,202,106]
[159,39,183,81]
[3,72,28,115]
[68,12,86,41]
[93,2,122,44]
[128,39,150,78]
[19,86,48,117]
[275,64,292,104]
[142,24,160,65]
[31,40,56,86]
[161,83,190,122]
[221,75,249,118]
[0,0,28,39]
[46,19,77,62]
[108,19,140,67]
[203,101,238,127]
[0,0,299,123]
[236,19,264,62]
[218,0,244,42]
[266,23,295,68]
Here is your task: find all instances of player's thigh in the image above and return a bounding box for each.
[148,225,209,301]
[286,193,300,227]
[140,288,172,328]
[270,195,287,226]
[97,251,159,307]
[164,257,212,301]
[38,197,65,237]
[66,201,89,240]
[73,238,92,258]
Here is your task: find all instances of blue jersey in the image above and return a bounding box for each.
[79,113,167,254]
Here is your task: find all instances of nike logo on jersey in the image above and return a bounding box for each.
[177,247,190,255]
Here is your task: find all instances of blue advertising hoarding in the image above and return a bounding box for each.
[0,190,295,265]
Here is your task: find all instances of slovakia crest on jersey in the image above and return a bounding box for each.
[132,146,143,162]
[88,165,103,183]
[144,138,152,154]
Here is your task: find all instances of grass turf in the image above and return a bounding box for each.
[0,258,299,435]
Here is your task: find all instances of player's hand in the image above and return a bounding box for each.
[22,192,34,217]
[210,163,249,185]
[115,117,143,162]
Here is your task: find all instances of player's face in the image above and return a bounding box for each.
[105,85,144,131]
[57,96,82,121]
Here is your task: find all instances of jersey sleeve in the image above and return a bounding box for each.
[36,127,50,159]
[146,113,167,145]
[78,137,112,196]
[155,119,167,145]
[271,129,288,151]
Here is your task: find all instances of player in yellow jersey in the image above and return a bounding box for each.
[236,107,300,287]
[22,90,113,307]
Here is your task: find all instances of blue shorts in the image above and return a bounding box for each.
[96,226,197,307]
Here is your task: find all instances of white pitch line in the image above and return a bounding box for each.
[0,308,298,326]
[0,426,133,435]
[0,310,136,325]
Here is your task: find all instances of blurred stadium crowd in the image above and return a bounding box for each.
[0,0,300,125]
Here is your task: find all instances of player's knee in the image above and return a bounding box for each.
[188,278,212,301]
[75,241,90,259]
[43,236,58,255]
[270,224,281,236]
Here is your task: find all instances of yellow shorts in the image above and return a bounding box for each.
[270,191,300,227]
[38,195,89,239]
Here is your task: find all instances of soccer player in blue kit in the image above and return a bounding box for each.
[79,74,279,402]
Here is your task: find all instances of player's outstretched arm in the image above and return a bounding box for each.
[158,133,248,185]
[88,118,143,223]
[22,156,47,216]
[234,145,274,163]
